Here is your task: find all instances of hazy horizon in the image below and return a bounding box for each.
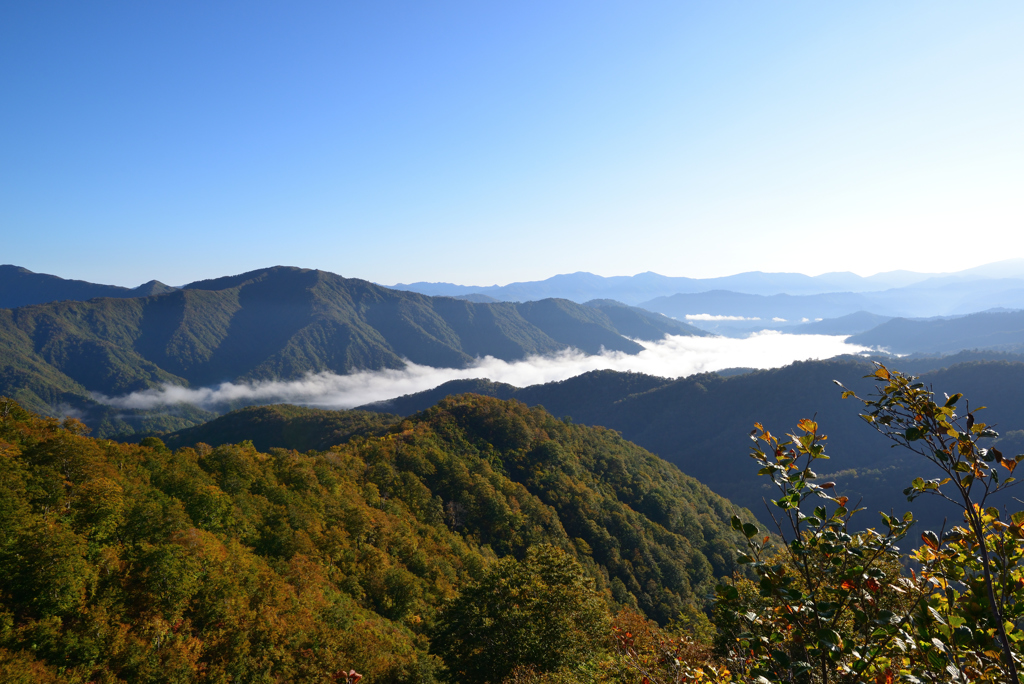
[12,258,1024,293]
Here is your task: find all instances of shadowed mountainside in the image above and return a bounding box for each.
[353,357,1024,534]
[848,309,1024,355]
[158,404,403,453]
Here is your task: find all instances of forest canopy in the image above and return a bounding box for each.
[6,363,1021,682]
[0,393,749,682]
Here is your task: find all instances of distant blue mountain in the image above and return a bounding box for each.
[392,260,1024,307]
[637,279,1024,332]
[391,269,938,304]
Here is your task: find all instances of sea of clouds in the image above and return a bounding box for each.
[94,332,869,412]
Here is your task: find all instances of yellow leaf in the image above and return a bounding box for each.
[875,368,890,380]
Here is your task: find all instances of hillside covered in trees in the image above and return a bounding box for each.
[0,393,751,682]
[357,356,1024,534]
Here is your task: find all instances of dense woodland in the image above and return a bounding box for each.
[0,393,749,682]
[5,362,1024,682]
[5,264,1024,681]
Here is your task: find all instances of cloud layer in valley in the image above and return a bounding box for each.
[95,332,868,412]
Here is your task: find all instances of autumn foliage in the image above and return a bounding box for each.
[0,394,749,682]
[4,363,1021,683]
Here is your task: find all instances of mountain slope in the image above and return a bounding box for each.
[584,299,708,339]
[359,358,1024,534]
[848,309,1024,354]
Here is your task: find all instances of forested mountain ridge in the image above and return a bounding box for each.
[0,266,701,426]
[159,404,403,453]
[0,264,175,309]
[359,357,1024,534]
[0,393,750,682]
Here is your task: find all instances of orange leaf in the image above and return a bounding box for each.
[797,418,818,433]
[875,368,890,381]
[836,496,849,506]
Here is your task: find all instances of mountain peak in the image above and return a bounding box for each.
[182,265,319,291]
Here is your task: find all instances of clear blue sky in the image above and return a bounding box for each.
[3,1,1023,287]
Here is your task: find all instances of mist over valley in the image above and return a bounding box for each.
[91,330,866,412]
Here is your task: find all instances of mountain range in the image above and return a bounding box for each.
[6,264,1024,680]
[392,262,1024,340]
[0,266,703,430]
[392,259,1024,306]
[7,262,1024,446]
[640,277,1024,325]
[392,269,937,303]
[10,261,1024,334]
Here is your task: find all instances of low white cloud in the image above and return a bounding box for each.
[93,332,868,412]
[685,313,761,321]
[772,317,787,322]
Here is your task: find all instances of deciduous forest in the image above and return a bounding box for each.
[3,366,1024,682]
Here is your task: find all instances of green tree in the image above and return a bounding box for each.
[838,364,1024,682]
[715,363,1024,683]
[431,544,610,683]
[713,418,926,683]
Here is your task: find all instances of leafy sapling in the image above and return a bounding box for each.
[837,364,1024,682]
[716,417,925,683]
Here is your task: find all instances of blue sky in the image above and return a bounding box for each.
[2,1,1023,287]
